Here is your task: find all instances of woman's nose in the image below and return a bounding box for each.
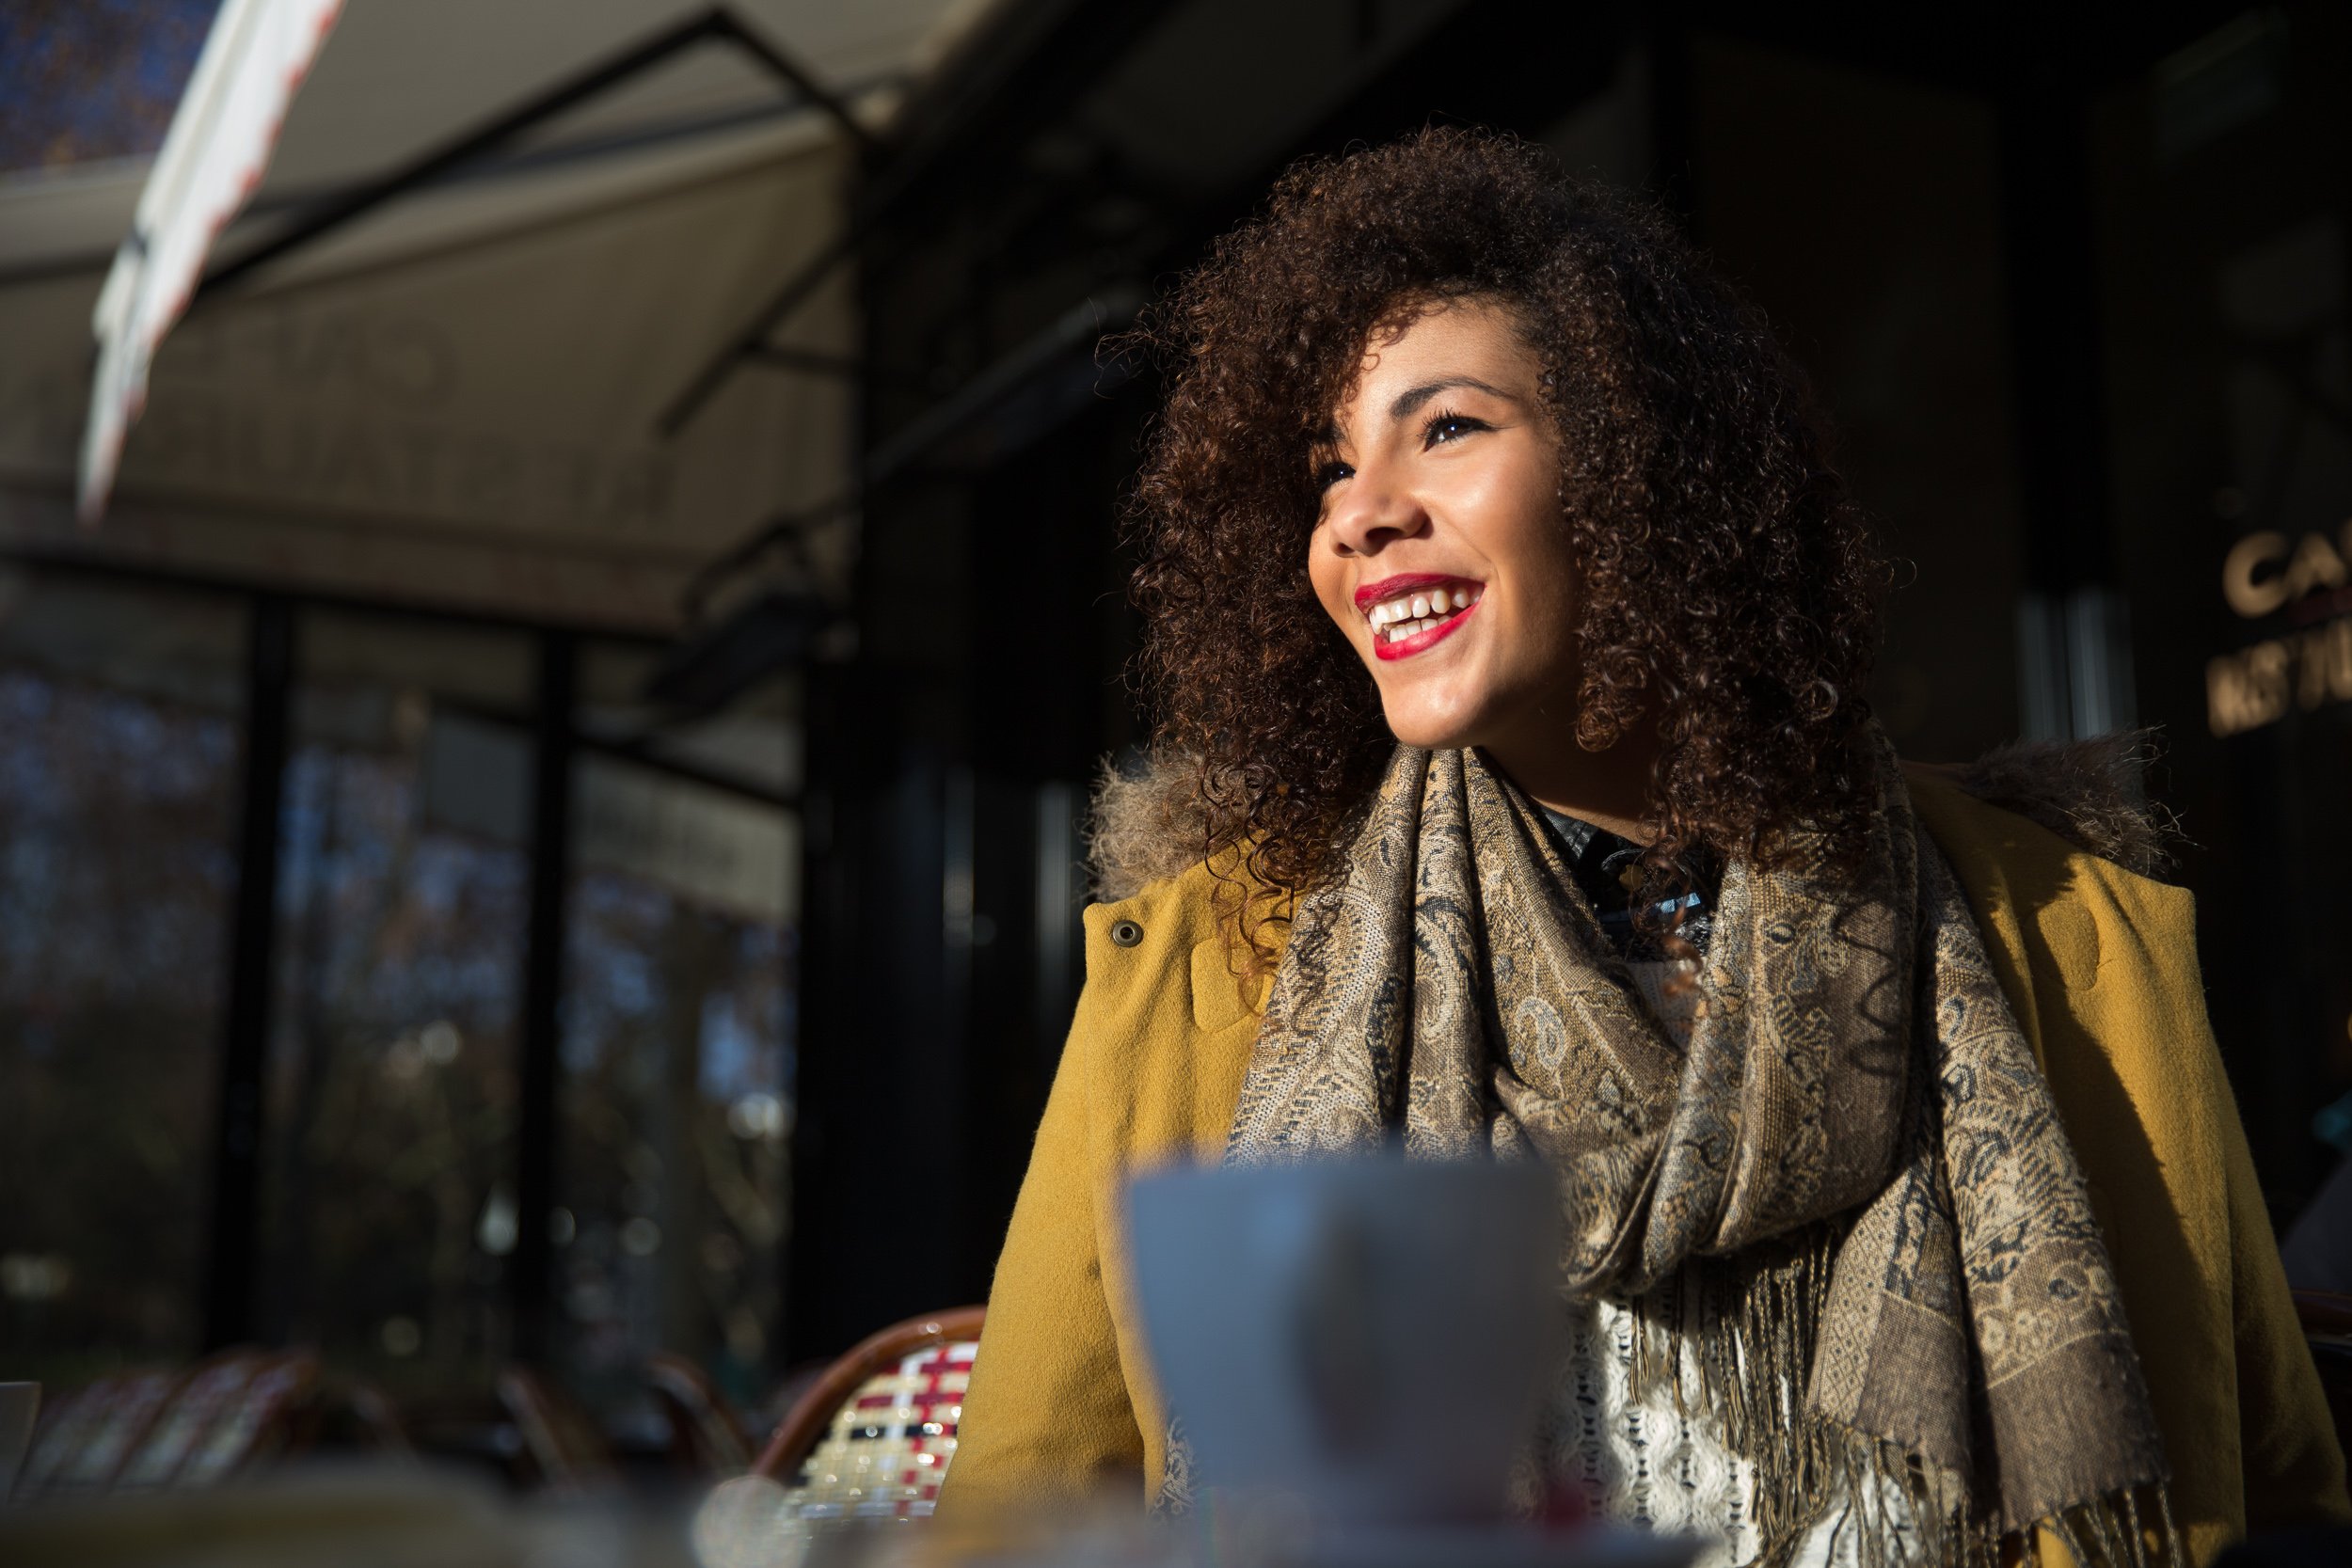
[1323,469,1427,555]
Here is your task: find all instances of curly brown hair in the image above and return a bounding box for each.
[1127,127,1886,942]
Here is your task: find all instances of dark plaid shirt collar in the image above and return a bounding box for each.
[1537,806,1717,960]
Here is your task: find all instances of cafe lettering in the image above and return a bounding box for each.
[2207,522,2352,738]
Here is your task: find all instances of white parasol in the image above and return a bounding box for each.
[78,0,343,522]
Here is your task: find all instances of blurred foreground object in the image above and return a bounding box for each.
[1127,1157,1563,1530]
[78,0,341,518]
[890,1495,1702,1568]
[0,1465,699,1568]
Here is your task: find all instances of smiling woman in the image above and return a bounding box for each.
[940,128,2349,1565]
[1125,134,1884,963]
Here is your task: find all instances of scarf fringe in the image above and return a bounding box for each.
[1619,1227,2185,1568]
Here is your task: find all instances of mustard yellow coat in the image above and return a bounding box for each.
[941,771,2351,1561]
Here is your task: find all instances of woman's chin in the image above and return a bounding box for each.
[1378,705,1486,752]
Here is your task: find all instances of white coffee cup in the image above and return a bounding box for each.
[1127,1154,1561,1528]
[0,1383,40,1504]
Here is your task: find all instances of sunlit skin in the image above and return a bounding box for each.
[1307,297,1660,842]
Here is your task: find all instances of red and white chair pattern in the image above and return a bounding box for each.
[752,1307,983,1523]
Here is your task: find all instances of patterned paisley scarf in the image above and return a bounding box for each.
[1174,736,2177,1566]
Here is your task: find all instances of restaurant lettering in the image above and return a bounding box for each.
[2208,617,2352,736]
[2221,525,2352,617]
[166,304,458,409]
[2208,518,2352,736]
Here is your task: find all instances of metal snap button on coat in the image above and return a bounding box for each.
[1108,918,1144,948]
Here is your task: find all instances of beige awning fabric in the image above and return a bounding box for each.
[0,0,987,632]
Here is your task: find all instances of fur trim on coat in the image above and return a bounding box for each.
[1086,731,2180,902]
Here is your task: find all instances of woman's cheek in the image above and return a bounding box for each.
[1307,565,1352,645]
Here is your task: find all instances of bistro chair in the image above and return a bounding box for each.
[495,1365,621,1496]
[17,1368,184,1498]
[752,1306,983,1523]
[320,1374,415,1457]
[118,1349,319,1491]
[115,1351,268,1490]
[16,1350,323,1499]
[646,1352,755,1478]
[171,1351,319,1488]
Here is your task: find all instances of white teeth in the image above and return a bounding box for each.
[1364,583,1482,636]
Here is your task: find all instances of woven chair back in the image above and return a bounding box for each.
[753,1307,983,1523]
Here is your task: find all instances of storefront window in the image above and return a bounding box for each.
[0,570,245,1380]
[256,610,532,1400]
[559,654,798,1412]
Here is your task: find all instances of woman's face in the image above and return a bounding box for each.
[1308,296,1578,754]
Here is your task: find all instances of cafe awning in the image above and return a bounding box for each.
[0,0,985,632]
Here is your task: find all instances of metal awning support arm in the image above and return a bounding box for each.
[657,224,862,436]
[705,10,876,151]
[677,284,1147,620]
[196,6,868,303]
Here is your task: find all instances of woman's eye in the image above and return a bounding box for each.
[1424,411,1487,447]
[1314,460,1355,491]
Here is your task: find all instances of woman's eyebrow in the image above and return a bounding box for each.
[1388,374,1515,420]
